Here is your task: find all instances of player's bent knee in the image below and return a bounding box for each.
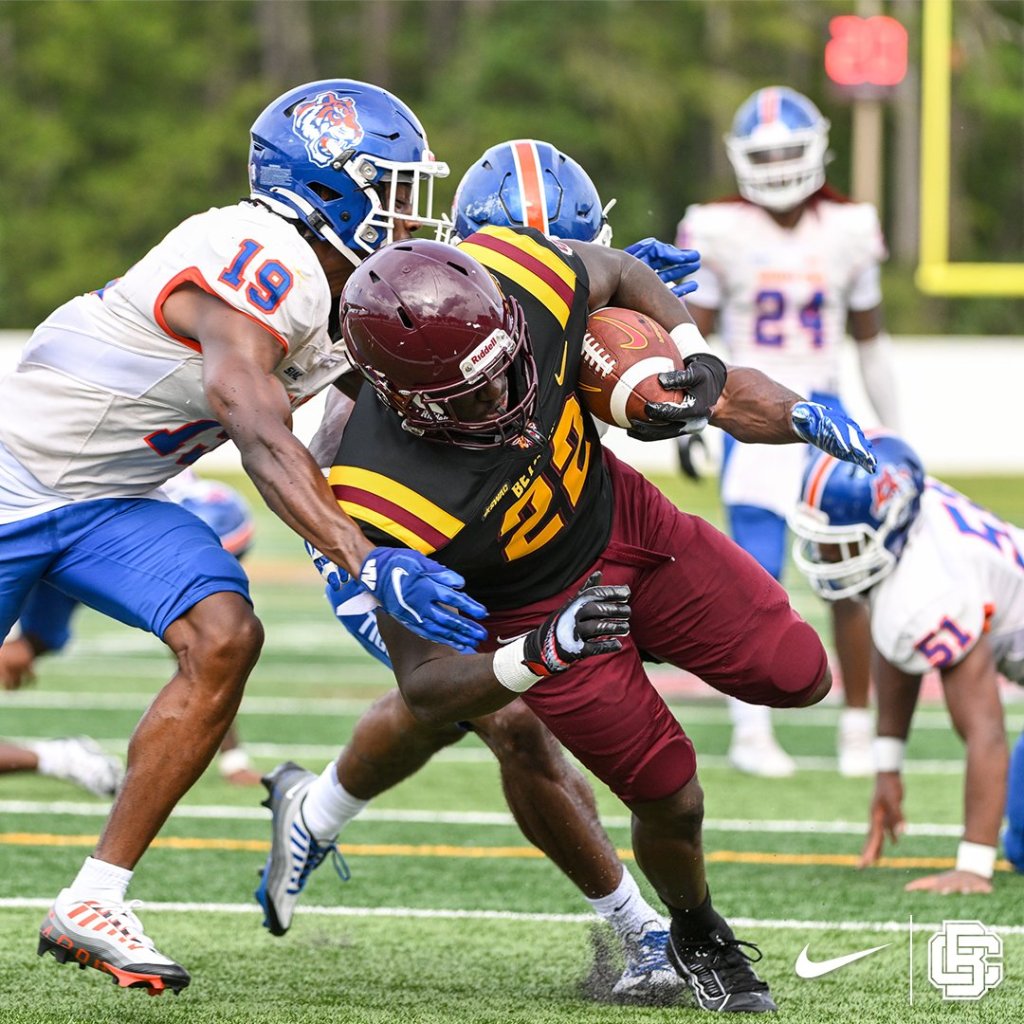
[473,702,562,771]
[794,664,832,707]
[168,594,264,681]
[628,775,704,838]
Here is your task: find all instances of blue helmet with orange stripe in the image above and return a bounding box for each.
[789,433,925,600]
[725,87,830,211]
[451,139,613,245]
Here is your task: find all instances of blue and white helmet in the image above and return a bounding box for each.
[451,139,614,245]
[163,472,255,559]
[725,86,830,211]
[789,433,925,600]
[249,79,450,266]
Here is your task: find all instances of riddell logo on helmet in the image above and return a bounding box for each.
[460,330,512,380]
[292,91,365,167]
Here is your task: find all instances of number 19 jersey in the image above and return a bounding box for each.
[0,202,350,517]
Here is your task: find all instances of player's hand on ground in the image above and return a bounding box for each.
[791,401,877,473]
[904,869,993,895]
[858,772,905,867]
[524,572,630,675]
[359,547,488,654]
[624,238,701,298]
[304,540,350,591]
[0,636,37,690]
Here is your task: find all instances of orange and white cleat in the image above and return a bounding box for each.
[38,889,190,995]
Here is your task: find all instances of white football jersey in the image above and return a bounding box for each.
[0,202,351,517]
[677,196,885,515]
[677,197,885,397]
[871,481,1024,684]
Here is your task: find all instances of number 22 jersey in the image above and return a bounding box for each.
[329,226,612,610]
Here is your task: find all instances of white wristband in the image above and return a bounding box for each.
[670,322,710,359]
[873,736,906,773]
[955,840,997,879]
[218,747,254,778]
[492,636,543,693]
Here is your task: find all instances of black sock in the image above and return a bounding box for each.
[667,888,733,941]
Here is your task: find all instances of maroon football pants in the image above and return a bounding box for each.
[482,449,828,803]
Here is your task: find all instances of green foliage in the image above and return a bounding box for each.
[0,0,1021,330]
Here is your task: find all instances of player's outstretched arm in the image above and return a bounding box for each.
[162,286,487,653]
[705,367,877,473]
[859,655,921,869]
[381,573,631,727]
[904,639,1005,894]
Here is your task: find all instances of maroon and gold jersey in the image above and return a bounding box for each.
[329,226,612,609]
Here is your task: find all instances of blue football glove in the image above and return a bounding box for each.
[791,402,877,474]
[325,577,394,669]
[304,540,349,591]
[624,238,701,298]
[359,547,488,653]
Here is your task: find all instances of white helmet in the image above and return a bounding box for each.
[725,86,830,212]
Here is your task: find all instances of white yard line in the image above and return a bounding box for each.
[0,799,964,836]
[0,897,1021,935]
[7,690,1021,730]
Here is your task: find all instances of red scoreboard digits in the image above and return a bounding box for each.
[825,15,908,89]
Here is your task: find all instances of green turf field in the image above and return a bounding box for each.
[1,469,1021,1023]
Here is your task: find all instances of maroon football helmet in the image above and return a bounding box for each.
[341,239,539,448]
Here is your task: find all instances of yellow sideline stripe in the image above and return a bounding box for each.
[0,833,1015,872]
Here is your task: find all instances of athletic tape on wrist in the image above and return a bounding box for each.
[955,840,997,879]
[872,736,905,773]
[492,636,542,693]
[218,747,254,778]
[670,322,710,359]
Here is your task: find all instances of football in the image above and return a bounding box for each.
[578,307,687,428]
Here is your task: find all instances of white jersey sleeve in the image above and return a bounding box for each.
[0,202,350,510]
[871,482,1024,683]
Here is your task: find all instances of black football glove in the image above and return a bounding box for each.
[523,572,631,676]
[676,433,707,481]
[626,352,726,442]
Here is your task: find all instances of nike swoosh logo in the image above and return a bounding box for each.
[495,633,526,645]
[554,340,568,386]
[391,567,423,625]
[794,943,890,979]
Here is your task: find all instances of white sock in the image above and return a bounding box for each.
[29,739,64,778]
[585,867,663,938]
[67,856,132,901]
[301,760,369,839]
[840,707,873,732]
[728,697,773,736]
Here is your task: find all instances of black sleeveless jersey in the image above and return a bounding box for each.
[329,226,613,610]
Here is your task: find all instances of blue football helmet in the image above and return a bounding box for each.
[164,473,255,559]
[249,79,450,266]
[451,139,613,245]
[789,433,925,600]
[725,86,830,211]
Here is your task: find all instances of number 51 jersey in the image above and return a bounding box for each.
[0,201,351,511]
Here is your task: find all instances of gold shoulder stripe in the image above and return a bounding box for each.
[338,501,437,555]
[461,228,576,328]
[329,466,463,538]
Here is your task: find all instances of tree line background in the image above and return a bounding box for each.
[0,0,1021,334]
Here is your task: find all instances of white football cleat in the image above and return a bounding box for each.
[837,708,874,777]
[30,737,123,797]
[612,920,687,1003]
[728,731,796,778]
[38,889,190,995]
